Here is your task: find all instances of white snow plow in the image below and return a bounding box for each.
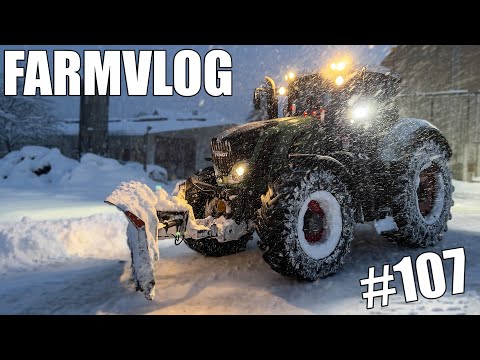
[105,180,249,300]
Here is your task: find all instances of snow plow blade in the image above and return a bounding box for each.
[105,180,247,300]
[105,200,158,300]
[105,181,165,300]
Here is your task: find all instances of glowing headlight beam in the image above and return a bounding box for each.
[335,76,344,86]
[278,86,287,96]
[351,105,369,121]
[337,62,346,71]
[235,166,245,177]
[228,161,249,184]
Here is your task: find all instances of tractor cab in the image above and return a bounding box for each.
[254,61,401,128]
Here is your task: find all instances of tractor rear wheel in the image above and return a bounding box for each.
[381,141,454,247]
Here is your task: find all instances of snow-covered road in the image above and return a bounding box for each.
[0,180,479,314]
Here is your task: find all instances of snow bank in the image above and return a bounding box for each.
[0,213,129,273]
[0,146,78,187]
[0,147,167,195]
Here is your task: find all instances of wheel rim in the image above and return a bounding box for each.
[303,200,327,244]
[416,163,445,224]
[297,191,343,260]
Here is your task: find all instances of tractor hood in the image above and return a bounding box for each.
[211,117,310,175]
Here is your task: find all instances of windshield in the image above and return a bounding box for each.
[286,71,397,117]
[287,74,339,116]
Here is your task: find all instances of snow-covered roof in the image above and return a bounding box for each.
[59,109,237,135]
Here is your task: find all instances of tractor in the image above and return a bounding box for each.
[107,60,453,300]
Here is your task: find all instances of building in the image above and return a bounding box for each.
[381,45,480,181]
[56,109,236,180]
[78,94,109,157]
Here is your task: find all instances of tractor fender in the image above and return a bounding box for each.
[288,154,364,222]
[378,118,452,163]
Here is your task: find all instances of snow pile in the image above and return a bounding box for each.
[0,146,78,187]
[0,213,129,273]
[0,147,167,196]
[65,154,167,192]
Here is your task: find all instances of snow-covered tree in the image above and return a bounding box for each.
[0,82,58,152]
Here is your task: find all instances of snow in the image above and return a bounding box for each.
[0,158,479,313]
[378,118,441,163]
[104,180,251,298]
[59,109,236,136]
[106,181,160,300]
[0,147,170,300]
[373,216,398,234]
[0,214,129,273]
[0,146,167,200]
[0,146,78,187]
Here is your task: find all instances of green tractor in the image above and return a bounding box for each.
[107,62,454,299]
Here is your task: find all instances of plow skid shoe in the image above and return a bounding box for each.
[105,181,161,300]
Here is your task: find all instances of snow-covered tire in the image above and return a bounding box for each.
[382,141,454,247]
[183,167,252,257]
[183,235,252,257]
[256,168,355,280]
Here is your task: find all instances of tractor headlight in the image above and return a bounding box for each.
[348,100,377,125]
[351,104,369,121]
[228,161,249,184]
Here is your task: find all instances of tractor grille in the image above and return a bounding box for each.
[211,139,234,175]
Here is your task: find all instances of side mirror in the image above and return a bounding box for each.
[264,76,278,119]
[253,88,263,110]
[252,76,279,120]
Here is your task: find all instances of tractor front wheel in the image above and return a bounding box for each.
[256,167,355,280]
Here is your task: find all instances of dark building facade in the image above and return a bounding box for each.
[79,94,109,157]
[381,45,480,181]
[382,45,480,92]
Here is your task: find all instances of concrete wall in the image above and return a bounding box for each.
[151,125,234,172]
[382,45,480,181]
[397,92,480,181]
[382,45,480,92]
[105,124,235,180]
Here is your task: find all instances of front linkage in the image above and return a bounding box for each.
[105,179,252,300]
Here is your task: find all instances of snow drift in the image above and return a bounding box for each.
[0,146,167,191]
[0,213,129,273]
[0,146,169,274]
[0,146,78,187]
